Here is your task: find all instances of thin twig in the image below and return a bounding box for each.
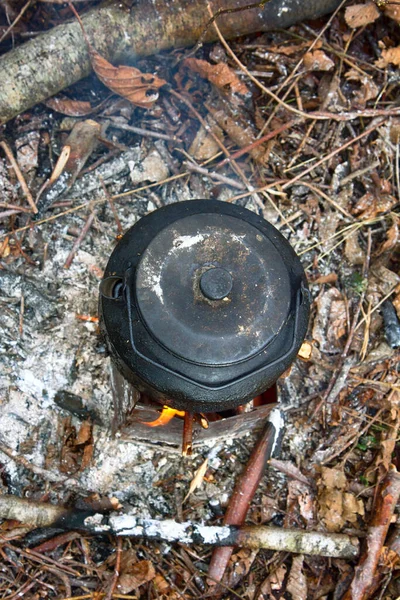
[185,161,245,190]
[0,0,31,44]
[19,294,24,337]
[0,209,24,219]
[0,141,37,214]
[104,537,123,600]
[64,212,95,269]
[108,118,183,143]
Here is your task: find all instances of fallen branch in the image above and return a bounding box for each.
[85,515,359,559]
[0,0,343,125]
[207,408,283,584]
[0,494,359,559]
[343,467,400,600]
[0,494,73,528]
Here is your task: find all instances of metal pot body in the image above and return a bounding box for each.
[100,200,310,413]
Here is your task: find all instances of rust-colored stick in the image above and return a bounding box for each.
[182,411,194,456]
[343,467,400,600]
[207,417,277,584]
[64,212,95,269]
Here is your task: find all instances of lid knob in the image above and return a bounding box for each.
[200,267,233,301]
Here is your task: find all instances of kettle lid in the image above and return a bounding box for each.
[135,211,292,366]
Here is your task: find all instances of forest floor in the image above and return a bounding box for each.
[0,0,400,598]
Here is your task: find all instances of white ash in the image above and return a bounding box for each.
[0,153,290,512]
[69,147,142,200]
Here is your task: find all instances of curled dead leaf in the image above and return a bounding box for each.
[303,50,335,71]
[35,119,101,217]
[90,51,166,109]
[75,420,92,445]
[376,46,400,68]
[45,97,93,117]
[117,558,156,594]
[184,58,249,96]
[318,467,364,532]
[49,145,71,185]
[384,2,400,23]
[345,68,379,107]
[345,2,380,28]
[376,219,399,255]
[71,3,166,109]
[286,556,307,600]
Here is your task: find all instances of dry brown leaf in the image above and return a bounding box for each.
[376,46,400,68]
[313,288,347,352]
[321,467,347,491]
[184,58,249,96]
[0,237,10,259]
[342,492,365,523]
[80,442,94,471]
[345,230,365,265]
[117,559,156,594]
[45,97,93,116]
[183,457,208,503]
[90,51,166,109]
[318,468,364,532]
[384,2,400,23]
[345,68,379,107]
[225,548,258,589]
[376,219,399,255]
[74,420,92,445]
[189,115,223,161]
[345,2,380,28]
[71,3,166,109]
[266,564,287,592]
[303,50,335,71]
[286,556,307,600]
[352,190,397,219]
[36,119,101,216]
[393,285,400,321]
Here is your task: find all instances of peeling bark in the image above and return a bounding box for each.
[0,0,343,125]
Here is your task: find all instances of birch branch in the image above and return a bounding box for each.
[0,494,359,559]
[0,0,343,125]
[82,513,360,559]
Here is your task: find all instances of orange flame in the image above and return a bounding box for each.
[142,406,185,427]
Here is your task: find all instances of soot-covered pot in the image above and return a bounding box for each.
[99,199,310,413]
